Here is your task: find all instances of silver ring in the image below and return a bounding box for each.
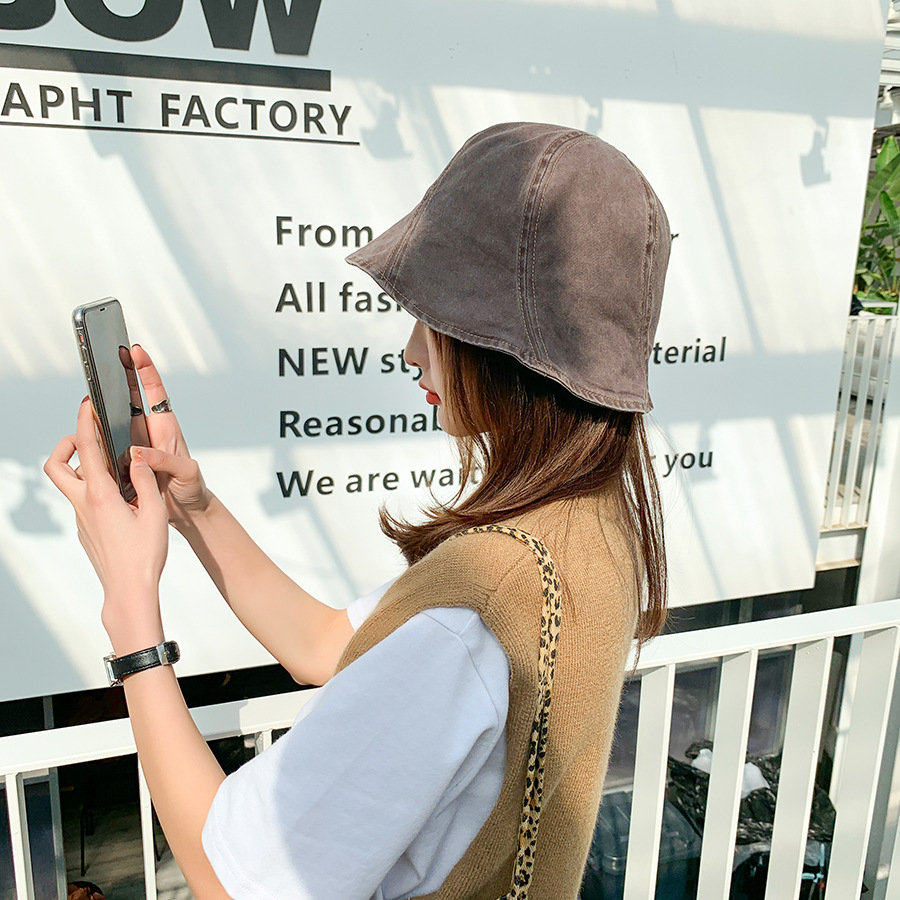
[151,397,174,414]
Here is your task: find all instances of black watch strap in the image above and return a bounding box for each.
[104,641,180,687]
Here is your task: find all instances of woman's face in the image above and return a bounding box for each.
[404,321,461,435]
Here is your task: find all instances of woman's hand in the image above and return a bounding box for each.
[131,344,212,528]
[44,398,170,646]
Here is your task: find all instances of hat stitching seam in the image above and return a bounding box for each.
[515,185,531,357]
[383,188,435,293]
[384,140,468,290]
[610,148,661,378]
[382,208,412,291]
[530,135,592,362]
[517,130,584,360]
[637,172,656,361]
[517,143,554,359]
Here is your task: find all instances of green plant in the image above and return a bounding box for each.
[856,136,900,308]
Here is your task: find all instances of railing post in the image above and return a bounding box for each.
[826,627,900,900]
[824,315,897,530]
[830,632,862,802]
[824,317,859,527]
[7,772,36,900]
[696,649,758,900]
[48,768,66,900]
[254,730,273,755]
[884,804,900,900]
[623,664,675,900]
[857,316,900,605]
[858,317,897,523]
[841,319,880,524]
[43,696,67,900]
[765,637,833,900]
[874,654,900,899]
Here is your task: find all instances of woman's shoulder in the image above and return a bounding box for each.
[404,491,626,575]
[499,491,632,564]
[340,491,636,673]
[395,526,530,604]
[398,493,631,610]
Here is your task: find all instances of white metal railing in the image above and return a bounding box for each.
[0,691,316,900]
[824,315,897,529]
[627,598,900,900]
[4,600,900,899]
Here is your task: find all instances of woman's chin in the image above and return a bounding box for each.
[435,407,456,436]
[437,411,473,438]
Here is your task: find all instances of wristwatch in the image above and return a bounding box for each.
[104,641,180,687]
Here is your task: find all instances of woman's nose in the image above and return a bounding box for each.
[404,321,428,371]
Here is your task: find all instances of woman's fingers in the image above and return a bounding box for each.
[132,344,188,454]
[44,434,83,499]
[75,399,116,492]
[46,402,118,502]
[132,344,169,409]
[131,445,198,482]
[130,454,166,520]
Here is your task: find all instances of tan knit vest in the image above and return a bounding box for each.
[335,492,638,900]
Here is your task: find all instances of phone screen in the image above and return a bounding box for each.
[75,299,150,501]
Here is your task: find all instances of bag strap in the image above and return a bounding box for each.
[457,525,562,900]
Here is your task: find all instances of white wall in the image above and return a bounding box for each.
[0,0,888,698]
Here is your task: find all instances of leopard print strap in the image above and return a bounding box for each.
[457,525,562,900]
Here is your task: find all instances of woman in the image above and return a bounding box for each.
[45,122,671,899]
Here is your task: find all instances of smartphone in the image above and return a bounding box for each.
[72,298,150,502]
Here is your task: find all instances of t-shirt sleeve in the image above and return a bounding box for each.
[201,607,508,900]
[345,579,395,631]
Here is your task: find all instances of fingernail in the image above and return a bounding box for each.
[133,343,142,350]
[81,395,89,404]
[131,447,145,463]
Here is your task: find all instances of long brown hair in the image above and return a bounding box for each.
[380,331,667,645]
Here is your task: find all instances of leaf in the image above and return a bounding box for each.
[869,153,897,194]
[882,190,900,226]
[876,136,900,171]
[866,140,900,207]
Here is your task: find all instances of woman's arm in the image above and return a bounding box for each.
[130,345,352,685]
[168,489,353,686]
[112,602,231,900]
[44,401,230,899]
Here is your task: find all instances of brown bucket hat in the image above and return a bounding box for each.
[346,122,672,412]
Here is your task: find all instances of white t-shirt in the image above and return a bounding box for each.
[201,580,510,899]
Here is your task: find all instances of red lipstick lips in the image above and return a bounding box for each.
[420,383,441,405]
